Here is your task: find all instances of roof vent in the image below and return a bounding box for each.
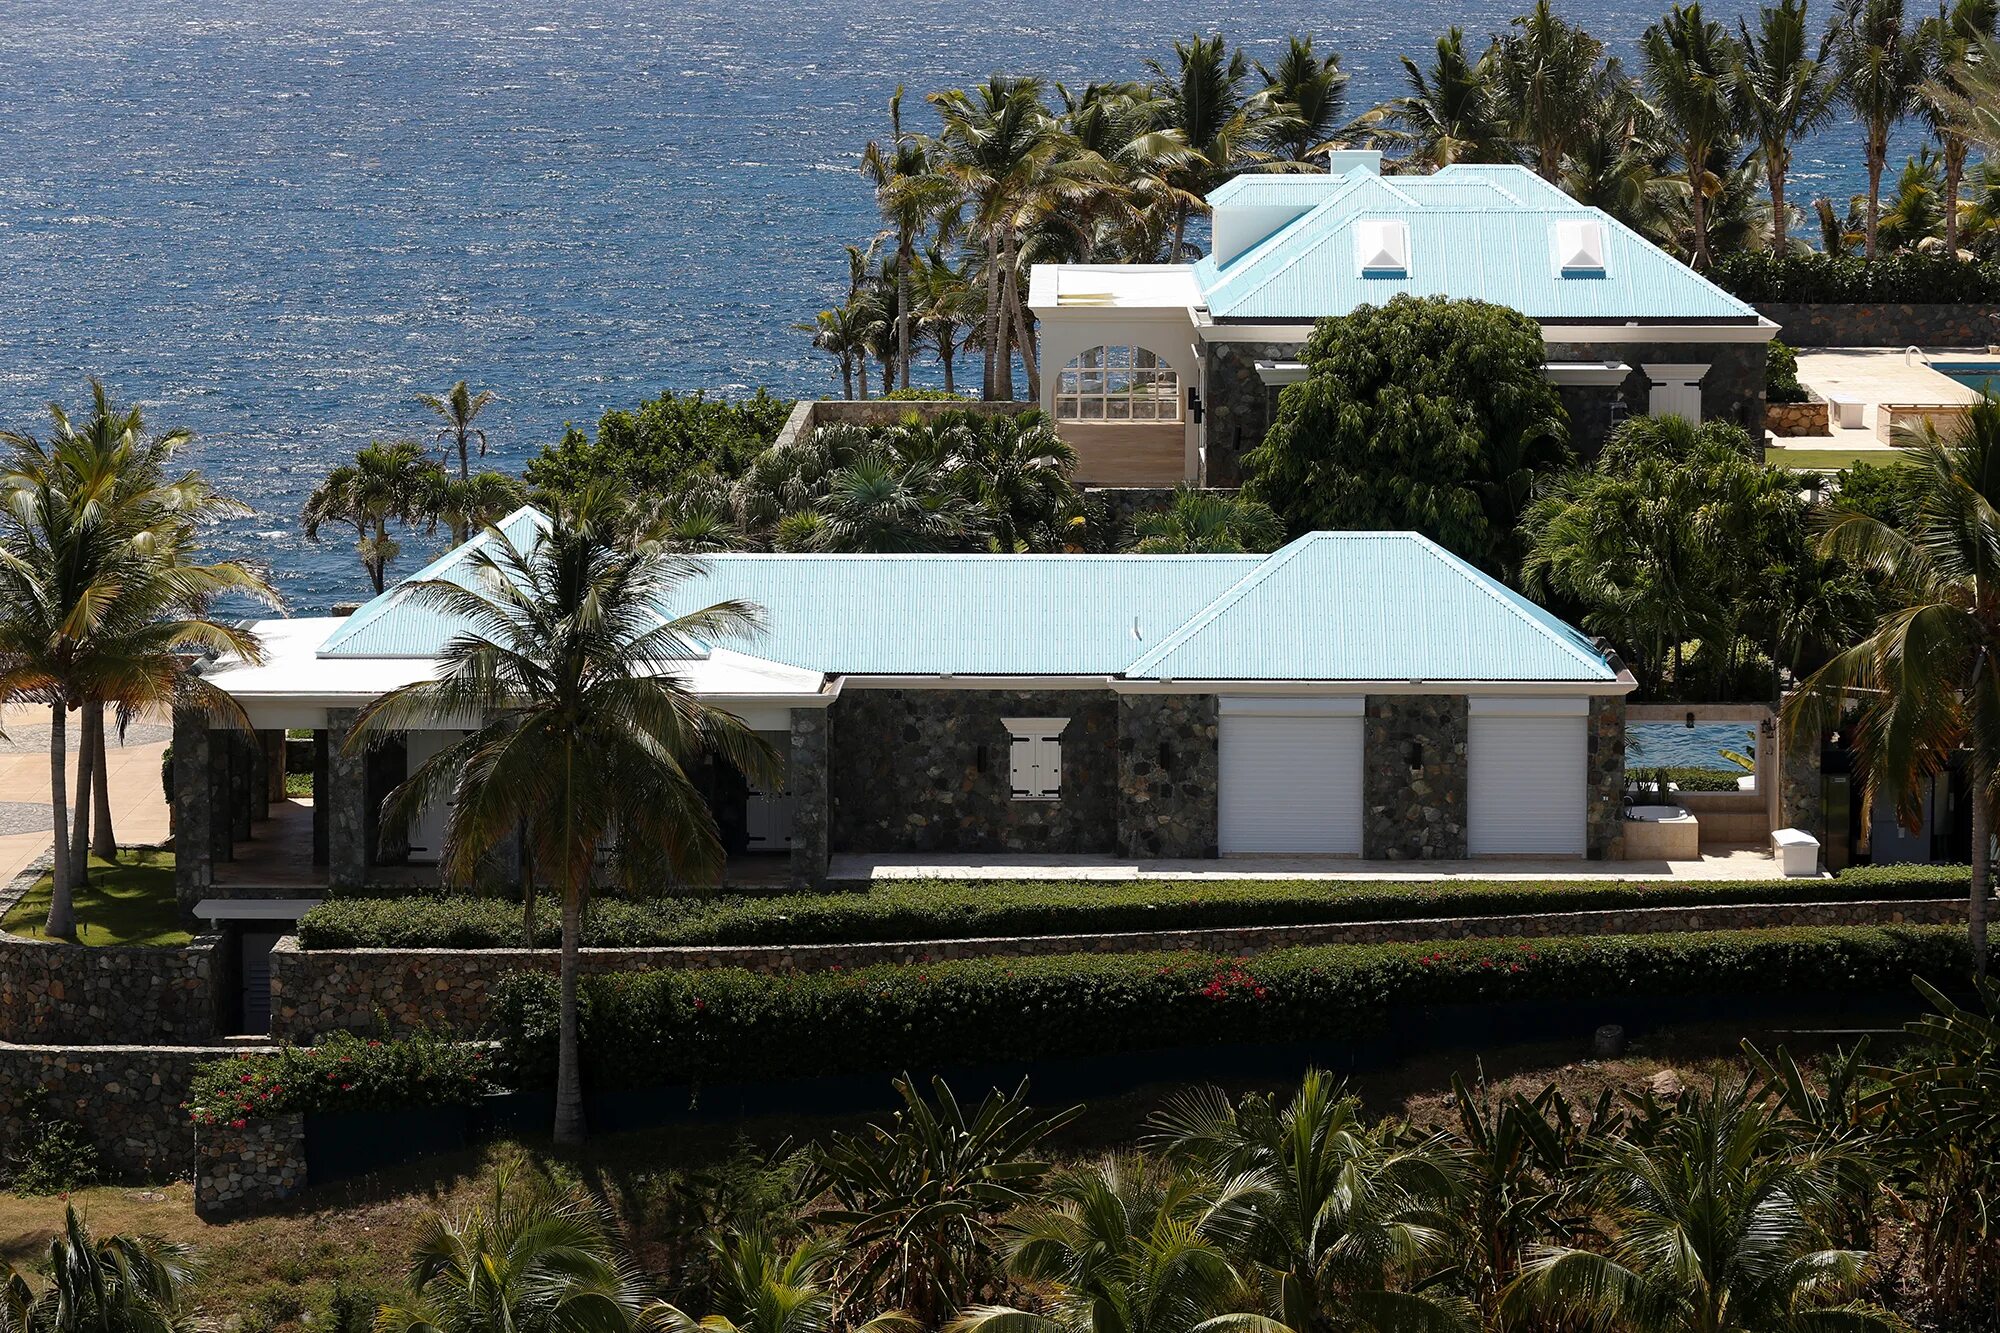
[1554,219,1607,277]
[1355,219,1410,278]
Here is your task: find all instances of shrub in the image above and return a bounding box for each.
[298,864,1966,952]
[5,1096,100,1194]
[187,1031,495,1126]
[523,388,794,499]
[1626,766,1747,793]
[1767,341,1809,404]
[493,926,1968,1092]
[878,388,972,401]
[1709,251,2000,304]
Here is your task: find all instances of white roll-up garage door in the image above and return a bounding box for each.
[1218,698,1364,854]
[1467,698,1588,855]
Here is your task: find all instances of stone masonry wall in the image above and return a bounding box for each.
[195,1114,305,1219]
[1587,696,1629,860]
[0,1041,271,1177]
[828,689,1119,854]
[1363,696,1469,859]
[1201,340,1298,486]
[1541,339,1767,447]
[1767,399,1830,436]
[1758,302,2000,349]
[790,708,830,889]
[270,895,1966,1042]
[1115,695,1219,858]
[0,935,221,1044]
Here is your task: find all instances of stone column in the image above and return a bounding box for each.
[325,708,369,890]
[1585,696,1628,861]
[311,730,329,866]
[1115,695,1219,859]
[1778,701,1824,854]
[231,732,256,839]
[1362,695,1469,860]
[261,730,286,807]
[789,707,829,889]
[171,705,214,908]
[208,728,233,865]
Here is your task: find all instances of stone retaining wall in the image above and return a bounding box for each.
[268,896,1966,1041]
[0,934,222,1044]
[195,1114,305,1219]
[772,399,1039,451]
[1759,302,2000,350]
[1767,399,1830,436]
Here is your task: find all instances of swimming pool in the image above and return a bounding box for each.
[1941,362,2000,396]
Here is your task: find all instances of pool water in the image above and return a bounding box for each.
[1943,363,2000,396]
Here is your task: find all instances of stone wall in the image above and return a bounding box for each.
[1200,340,1298,486]
[1779,703,1825,852]
[1363,696,1469,859]
[1767,399,1830,436]
[270,894,1966,1041]
[195,1114,305,1219]
[0,935,222,1044]
[0,1040,268,1177]
[1759,302,2000,350]
[1541,339,1768,447]
[790,708,830,889]
[772,399,1039,451]
[1586,697,1629,860]
[1115,695,1219,858]
[828,689,1120,854]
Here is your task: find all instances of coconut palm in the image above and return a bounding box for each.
[1145,34,1272,259]
[798,304,872,401]
[417,379,497,481]
[1126,488,1284,554]
[1917,0,2000,254]
[0,1206,201,1333]
[1055,82,1188,263]
[1502,1078,1898,1333]
[1734,0,1841,251]
[433,469,528,547]
[1378,30,1512,170]
[1785,396,2000,974]
[646,1232,911,1333]
[375,1170,657,1332]
[348,489,777,1143]
[1256,36,1351,166]
[1834,0,1935,259]
[1641,4,1744,270]
[911,248,978,395]
[864,90,955,392]
[1491,1,1614,182]
[1930,30,2000,166]
[302,440,445,595]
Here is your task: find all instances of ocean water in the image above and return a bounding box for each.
[0,0,1890,610]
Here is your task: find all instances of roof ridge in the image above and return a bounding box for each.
[1205,174,1372,285]
[1124,533,1328,677]
[317,505,545,656]
[1403,534,1614,677]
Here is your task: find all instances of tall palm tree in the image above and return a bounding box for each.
[948,413,1077,552]
[864,89,954,392]
[911,248,977,395]
[1256,36,1351,166]
[1502,1078,1899,1333]
[349,490,776,1144]
[0,1206,201,1333]
[1126,488,1284,554]
[1641,4,1744,270]
[433,469,528,546]
[1785,396,2000,974]
[1929,30,2000,166]
[301,440,443,595]
[1145,34,1270,259]
[648,1232,911,1333]
[798,305,871,401]
[1492,0,1613,182]
[1735,0,1841,251]
[1917,0,1999,254]
[1834,0,1935,258]
[1378,30,1512,170]
[417,379,497,481]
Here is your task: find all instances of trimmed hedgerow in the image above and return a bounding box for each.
[493,926,1968,1091]
[1710,251,2000,304]
[186,1031,495,1127]
[1625,766,1746,793]
[297,864,1969,952]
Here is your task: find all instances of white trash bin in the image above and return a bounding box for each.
[1770,827,1821,877]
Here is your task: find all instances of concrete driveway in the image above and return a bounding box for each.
[0,703,173,887]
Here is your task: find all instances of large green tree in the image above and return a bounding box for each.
[523,390,793,504]
[1241,295,1569,575]
[1834,0,1934,259]
[1255,36,1351,165]
[1379,29,1513,168]
[1491,0,1614,182]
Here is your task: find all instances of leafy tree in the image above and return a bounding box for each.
[524,390,793,503]
[1917,0,2000,254]
[1640,4,1743,270]
[1241,296,1569,575]
[417,379,497,481]
[1255,36,1351,165]
[349,489,777,1143]
[1126,488,1284,554]
[1734,0,1840,251]
[1834,0,1935,259]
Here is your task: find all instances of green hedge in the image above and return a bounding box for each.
[186,1031,495,1127]
[1710,251,2000,304]
[297,863,1969,951]
[493,926,1968,1091]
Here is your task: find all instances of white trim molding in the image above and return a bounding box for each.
[1540,318,1779,344]
[1543,360,1631,386]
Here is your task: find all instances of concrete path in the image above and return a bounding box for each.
[0,703,172,887]
[830,845,1790,883]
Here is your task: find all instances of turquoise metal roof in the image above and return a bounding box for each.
[317,515,1616,685]
[1194,164,1758,324]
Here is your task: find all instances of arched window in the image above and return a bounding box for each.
[1055,346,1181,422]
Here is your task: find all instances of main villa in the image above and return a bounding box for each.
[1029,151,1777,486]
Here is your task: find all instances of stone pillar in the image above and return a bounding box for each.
[1363,695,1469,860]
[1585,695,1628,860]
[789,707,829,889]
[231,733,256,839]
[261,730,286,807]
[311,730,330,866]
[171,705,214,908]
[208,729,233,865]
[1115,695,1219,858]
[326,708,369,890]
[1778,701,1824,855]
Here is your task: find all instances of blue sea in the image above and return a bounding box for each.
[1,0,1895,610]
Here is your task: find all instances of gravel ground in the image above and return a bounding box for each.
[0,720,172,754]
[0,802,54,836]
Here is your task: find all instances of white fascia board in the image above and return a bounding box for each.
[1256,361,1311,385]
[1540,318,1779,344]
[1198,323,1318,343]
[1543,361,1631,386]
[1112,676,1636,696]
[839,675,1121,691]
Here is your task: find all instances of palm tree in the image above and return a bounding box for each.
[433,469,528,546]
[1145,34,1270,258]
[1929,30,2000,167]
[814,457,984,553]
[1502,1078,1898,1333]
[1918,0,1999,255]
[1256,36,1351,166]
[1641,4,1744,270]
[0,1206,200,1333]
[0,390,270,940]
[948,413,1077,551]
[1735,0,1840,251]
[911,248,977,395]
[348,489,776,1144]
[1492,0,1613,182]
[301,440,444,595]
[1126,488,1283,554]
[1378,30,1512,170]
[1785,396,2000,974]
[799,304,871,401]
[375,1169,657,1331]
[647,1232,911,1333]
[864,89,954,392]
[1834,0,1935,259]
[417,380,497,481]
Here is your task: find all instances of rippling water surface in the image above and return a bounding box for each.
[0,0,1886,609]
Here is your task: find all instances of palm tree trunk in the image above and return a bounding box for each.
[840,358,854,400]
[1944,145,1964,257]
[69,705,95,884]
[46,704,75,940]
[1003,230,1039,403]
[941,341,956,396]
[519,819,537,950]
[982,234,1003,400]
[91,703,115,859]
[1171,200,1190,261]
[897,239,913,391]
[1973,754,1991,977]
[1769,162,1788,252]
[457,430,470,481]
[1865,145,1885,260]
[554,885,586,1145]
[1689,153,1712,269]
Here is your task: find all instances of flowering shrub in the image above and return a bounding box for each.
[493,926,1967,1092]
[186,1031,495,1127]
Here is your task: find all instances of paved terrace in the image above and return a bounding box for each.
[831,846,1789,882]
[0,703,172,885]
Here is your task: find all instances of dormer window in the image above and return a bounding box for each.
[1355,219,1410,278]
[1555,219,1607,277]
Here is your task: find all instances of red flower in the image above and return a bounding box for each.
[230,1118,247,1129]
[240,1074,253,1084]
[341,1083,354,1091]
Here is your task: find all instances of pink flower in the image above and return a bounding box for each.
[230,1118,247,1129]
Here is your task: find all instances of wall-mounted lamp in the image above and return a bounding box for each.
[1187,386,1204,424]
[1405,740,1424,769]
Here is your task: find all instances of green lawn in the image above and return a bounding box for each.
[1,849,188,947]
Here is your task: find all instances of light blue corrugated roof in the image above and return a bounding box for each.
[1193,164,1758,323]
[317,516,1615,684]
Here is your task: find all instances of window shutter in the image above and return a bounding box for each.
[1002,718,1070,801]
[1009,735,1036,798]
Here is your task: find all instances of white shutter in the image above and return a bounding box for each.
[1003,718,1069,800]
[1468,701,1587,855]
[1219,700,1364,854]
[1644,363,1709,423]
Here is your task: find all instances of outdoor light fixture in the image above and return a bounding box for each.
[1187,386,1204,423]
[1405,740,1424,768]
